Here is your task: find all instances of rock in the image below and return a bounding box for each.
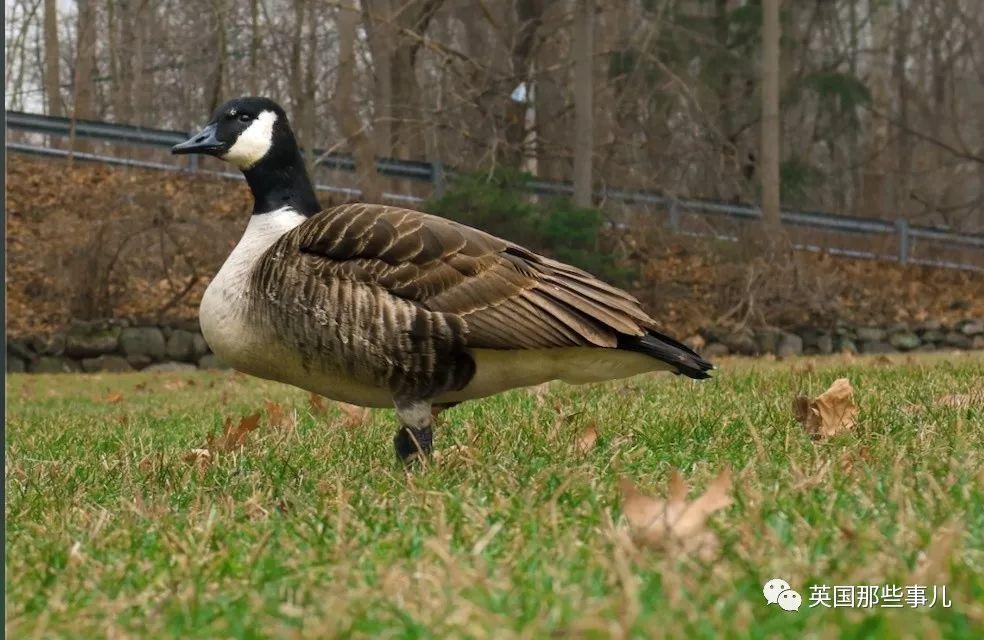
[699,326,726,342]
[944,331,971,349]
[65,323,121,358]
[172,319,203,333]
[144,361,198,373]
[777,332,803,358]
[192,333,211,359]
[856,327,887,342]
[30,356,81,374]
[920,329,944,343]
[973,335,984,350]
[7,339,36,361]
[816,334,833,355]
[889,331,921,351]
[914,343,937,352]
[755,329,782,355]
[836,338,858,354]
[860,340,895,354]
[126,354,154,370]
[198,354,231,370]
[799,329,820,351]
[960,320,983,336]
[166,330,198,362]
[834,323,853,337]
[7,356,26,373]
[702,343,730,358]
[723,329,758,356]
[42,333,66,356]
[119,327,166,359]
[81,355,133,373]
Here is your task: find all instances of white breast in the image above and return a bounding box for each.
[199,208,308,369]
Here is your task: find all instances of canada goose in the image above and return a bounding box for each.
[173,97,712,462]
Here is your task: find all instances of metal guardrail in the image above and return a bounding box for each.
[6,110,983,271]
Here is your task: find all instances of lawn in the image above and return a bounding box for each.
[5,353,983,639]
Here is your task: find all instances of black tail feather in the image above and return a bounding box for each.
[617,331,714,380]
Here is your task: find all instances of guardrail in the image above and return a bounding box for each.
[7,110,983,272]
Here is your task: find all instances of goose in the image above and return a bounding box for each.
[172,97,712,462]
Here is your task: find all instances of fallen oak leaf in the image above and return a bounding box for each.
[619,467,733,558]
[265,400,297,431]
[574,423,599,455]
[308,392,329,415]
[206,412,262,453]
[793,378,859,438]
[336,402,369,428]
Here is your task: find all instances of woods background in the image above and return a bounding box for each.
[4,0,984,340]
[7,0,984,229]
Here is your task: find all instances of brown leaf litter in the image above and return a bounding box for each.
[793,378,859,438]
[619,468,733,558]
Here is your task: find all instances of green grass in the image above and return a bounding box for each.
[5,353,983,639]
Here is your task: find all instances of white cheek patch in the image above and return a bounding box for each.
[223,110,277,169]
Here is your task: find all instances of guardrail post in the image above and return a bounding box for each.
[667,200,680,232]
[432,161,446,199]
[896,218,910,264]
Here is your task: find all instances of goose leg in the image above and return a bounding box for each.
[393,399,434,464]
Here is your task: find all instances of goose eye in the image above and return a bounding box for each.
[238,113,251,122]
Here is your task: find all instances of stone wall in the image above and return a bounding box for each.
[6,318,983,374]
[6,320,229,373]
[697,319,984,358]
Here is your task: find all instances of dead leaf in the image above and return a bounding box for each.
[308,392,328,415]
[163,378,188,391]
[432,444,477,466]
[935,392,983,409]
[910,523,961,584]
[619,467,733,558]
[793,378,859,438]
[575,423,599,455]
[205,413,262,453]
[266,401,296,431]
[336,402,369,428]
[182,448,212,472]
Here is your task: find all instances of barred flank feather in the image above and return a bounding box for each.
[248,203,711,400]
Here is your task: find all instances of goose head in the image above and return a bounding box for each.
[172,97,295,171]
[172,97,320,215]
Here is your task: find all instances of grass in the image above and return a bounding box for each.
[5,353,983,639]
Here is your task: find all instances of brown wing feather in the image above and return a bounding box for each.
[290,203,659,350]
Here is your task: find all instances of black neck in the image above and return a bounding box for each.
[242,148,320,216]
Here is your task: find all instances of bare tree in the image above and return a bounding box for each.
[760,0,781,230]
[43,0,61,116]
[334,1,382,201]
[572,0,593,207]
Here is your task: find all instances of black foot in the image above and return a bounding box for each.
[394,425,433,463]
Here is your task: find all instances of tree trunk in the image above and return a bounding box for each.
[249,0,260,95]
[363,0,393,159]
[534,1,568,181]
[572,0,594,207]
[43,0,62,116]
[73,0,97,120]
[389,0,442,160]
[892,2,912,219]
[759,0,781,230]
[206,0,227,114]
[335,1,382,201]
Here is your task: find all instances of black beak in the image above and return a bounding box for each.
[171,123,224,155]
